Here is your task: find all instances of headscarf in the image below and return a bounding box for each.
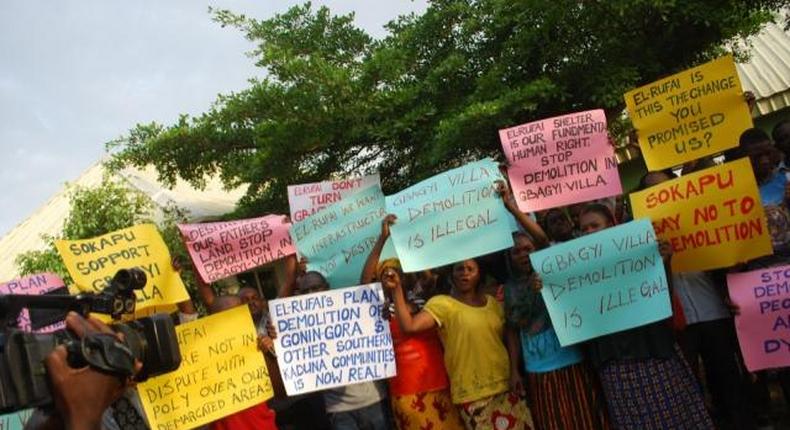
[377,258,402,281]
[377,258,426,310]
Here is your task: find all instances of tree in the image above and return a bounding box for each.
[107,0,788,217]
[16,175,202,310]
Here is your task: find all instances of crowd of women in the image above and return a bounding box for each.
[96,119,790,430]
[193,119,790,430]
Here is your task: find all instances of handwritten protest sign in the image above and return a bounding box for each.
[288,175,381,222]
[0,409,33,430]
[179,215,296,284]
[55,224,189,315]
[290,185,395,288]
[385,158,514,272]
[0,273,66,333]
[625,55,752,170]
[499,109,622,211]
[138,306,274,430]
[270,283,396,395]
[728,266,790,371]
[630,159,772,272]
[531,220,671,346]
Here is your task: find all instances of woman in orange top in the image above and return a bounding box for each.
[361,216,464,430]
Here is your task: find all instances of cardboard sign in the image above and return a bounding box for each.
[499,109,622,211]
[287,175,381,223]
[290,185,395,288]
[630,159,772,272]
[0,409,34,430]
[728,266,790,371]
[625,55,752,170]
[55,224,190,315]
[531,220,671,346]
[385,158,514,272]
[178,215,296,284]
[0,273,66,333]
[138,306,274,430]
[270,283,396,395]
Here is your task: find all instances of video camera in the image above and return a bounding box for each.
[0,268,182,413]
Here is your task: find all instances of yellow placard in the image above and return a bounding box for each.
[630,159,772,272]
[138,306,274,430]
[55,224,189,315]
[624,55,752,171]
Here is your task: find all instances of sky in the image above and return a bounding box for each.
[0,0,428,236]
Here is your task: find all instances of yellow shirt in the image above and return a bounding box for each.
[424,294,510,404]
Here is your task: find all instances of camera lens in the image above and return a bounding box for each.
[113,268,147,291]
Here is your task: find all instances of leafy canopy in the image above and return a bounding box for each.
[16,175,201,307]
[108,0,787,217]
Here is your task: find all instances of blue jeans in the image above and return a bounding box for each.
[328,400,393,430]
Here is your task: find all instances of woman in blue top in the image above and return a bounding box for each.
[505,229,610,430]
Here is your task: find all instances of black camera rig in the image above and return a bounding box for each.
[0,268,181,413]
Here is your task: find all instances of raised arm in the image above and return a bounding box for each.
[496,180,549,248]
[278,253,298,298]
[382,267,436,334]
[171,257,197,317]
[361,214,396,284]
[196,275,216,310]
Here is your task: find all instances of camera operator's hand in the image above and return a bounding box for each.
[44,312,140,430]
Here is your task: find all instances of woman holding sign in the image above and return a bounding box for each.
[361,216,464,430]
[505,230,611,430]
[575,203,714,430]
[384,254,534,429]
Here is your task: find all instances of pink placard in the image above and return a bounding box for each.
[498,109,622,212]
[0,273,66,333]
[179,215,296,284]
[728,265,790,372]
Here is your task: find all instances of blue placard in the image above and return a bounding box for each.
[385,158,515,272]
[0,409,33,430]
[290,185,395,288]
[530,219,672,346]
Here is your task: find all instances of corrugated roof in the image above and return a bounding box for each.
[737,21,790,116]
[0,161,246,282]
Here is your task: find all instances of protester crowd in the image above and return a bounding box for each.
[30,113,790,430]
[15,50,790,430]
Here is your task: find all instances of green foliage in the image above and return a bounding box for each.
[15,175,203,311]
[16,177,152,283]
[107,0,788,217]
